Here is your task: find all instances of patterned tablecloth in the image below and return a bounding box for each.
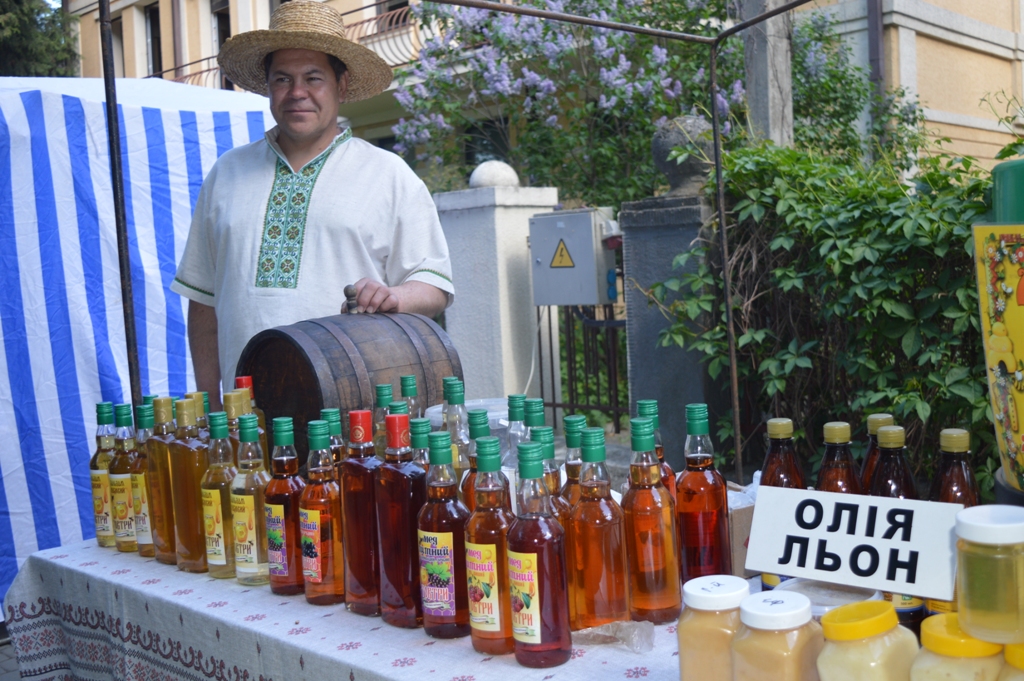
[4,540,680,681]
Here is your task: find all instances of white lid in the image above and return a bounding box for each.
[740,591,813,631]
[775,578,882,619]
[683,575,751,611]
[956,505,1024,545]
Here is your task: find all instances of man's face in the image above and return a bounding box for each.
[267,49,348,143]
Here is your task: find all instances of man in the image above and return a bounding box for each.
[171,0,453,408]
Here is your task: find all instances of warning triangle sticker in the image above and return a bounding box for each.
[550,239,575,268]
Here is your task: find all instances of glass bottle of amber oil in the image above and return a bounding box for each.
[502,393,528,493]
[460,408,490,512]
[447,381,472,494]
[559,414,587,507]
[507,441,573,668]
[131,404,155,557]
[264,417,306,595]
[169,398,209,572]
[300,420,345,605]
[636,399,676,503]
[410,417,431,470]
[341,409,382,616]
[148,397,177,564]
[622,416,681,623]
[816,421,862,494]
[418,431,472,638]
[201,411,237,578]
[322,408,345,468]
[373,383,393,458]
[861,412,894,491]
[232,413,270,585]
[90,401,116,547]
[760,417,804,591]
[108,404,140,552]
[532,426,572,528]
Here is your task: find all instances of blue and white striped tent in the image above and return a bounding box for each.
[0,77,273,599]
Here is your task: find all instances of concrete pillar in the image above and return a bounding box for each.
[742,0,794,147]
[434,169,560,408]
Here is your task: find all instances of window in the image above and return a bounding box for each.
[464,119,509,167]
[145,3,162,75]
[211,0,232,88]
[111,17,125,78]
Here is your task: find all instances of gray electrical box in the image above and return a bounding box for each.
[529,207,618,306]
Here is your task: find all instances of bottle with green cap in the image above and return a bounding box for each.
[506,441,573,668]
[231,413,270,585]
[568,426,629,629]
[559,414,588,506]
[460,408,489,513]
[341,409,382,616]
[621,416,681,623]
[169,398,210,572]
[530,426,572,529]
[440,376,460,433]
[109,403,140,553]
[229,388,268,465]
[636,400,676,504]
[143,394,158,406]
[374,383,394,458]
[148,397,177,564]
[417,431,471,638]
[464,435,516,654]
[524,398,545,428]
[503,394,528,465]
[90,402,117,547]
[861,412,895,490]
[264,416,306,595]
[376,412,428,628]
[817,421,862,495]
[676,402,732,582]
[299,420,345,605]
[320,408,345,468]
[401,374,422,419]
[389,400,409,415]
[130,404,156,558]
[410,417,432,470]
[760,417,804,591]
[201,410,237,578]
[446,381,472,496]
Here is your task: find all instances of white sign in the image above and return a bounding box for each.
[745,487,963,601]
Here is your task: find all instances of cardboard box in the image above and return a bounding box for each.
[727,482,757,578]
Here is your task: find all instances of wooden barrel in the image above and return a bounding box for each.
[235,313,462,462]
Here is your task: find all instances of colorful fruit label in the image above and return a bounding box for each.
[201,489,227,565]
[109,473,136,540]
[232,494,258,573]
[91,470,113,538]
[466,541,501,632]
[418,530,456,617]
[507,550,541,644]
[300,508,321,583]
[265,503,288,576]
[130,472,152,544]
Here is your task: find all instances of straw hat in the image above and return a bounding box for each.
[217,0,393,101]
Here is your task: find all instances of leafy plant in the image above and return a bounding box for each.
[0,0,78,76]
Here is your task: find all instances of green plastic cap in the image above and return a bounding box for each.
[410,417,431,449]
[636,399,660,430]
[517,441,544,479]
[428,431,453,465]
[631,417,655,452]
[208,411,229,439]
[321,408,342,437]
[375,383,393,408]
[96,402,114,425]
[524,398,545,427]
[442,376,459,401]
[114,403,133,428]
[508,394,526,421]
[272,417,294,447]
[685,403,710,436]
[142,395,157,406]
[239,413,259,443]
[203,393,210,416]
[468,409,490,439]
[448,381,465,405]
[307,419,330,450]
[563,414,587,448]
[389,400,409,415]
[135,404,154,430]
[581,427,607,463]
[401,375,418,397]
[476,436,501,472]
[530,426,555,460]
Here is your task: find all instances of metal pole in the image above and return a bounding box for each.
[99,0,143,407]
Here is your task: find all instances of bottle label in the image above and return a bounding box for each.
[232,494,257,572]
[508,550,541,644]
[266,503,288,576]
[885,592,925,611]
[419,530,456,617]
[201,489,227,565]
[466,542,501,632]
[99,435,114,450]
[109,473,136,540]
[130,472,152,544]
[90,470,113,538]
[300,508,321,583]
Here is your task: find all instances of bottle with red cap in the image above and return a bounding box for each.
[375,412,428,628]
[234,376,266,433]
[342,409,382,616]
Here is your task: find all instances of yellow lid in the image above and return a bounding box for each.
[223,391,243,420]
[867,413,894,435]
[185,391,205,417]
[823,421,851,444]
[767,418,793,439]
[877,425,905,449]
[821,600,898,641]
[1007,644,1024,670]
[233,389,253,415]
[940,428,970,454]
[922,614,1002,658]
[153,396,172,424]
[176,398,196,427]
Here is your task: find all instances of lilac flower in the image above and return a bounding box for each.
[692,67,705,84]
[651,45,668,67]
[722,121,732,135]
[598,93,618,109]
[545,115,560,127]
[729,79,745,105]
[394,88,414,110]
[715,91,729,117]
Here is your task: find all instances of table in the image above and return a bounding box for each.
[4,540,679,680]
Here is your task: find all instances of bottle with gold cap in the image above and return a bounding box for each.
[223,391,244,464]
[201,411,237,578]
[232,413,270,585]
[169,397,210,572]
[861,413,895,490]
[235,376,266,432]
[90,402,116,547]
[816,422,862,495]
[374,383,394,458]
[816,600,918,680]
[131,404,156,558]
[926,429,980,616]
[1002,644,1024,680]
[910,613,1003,681]
[185,391,210,442]
[148,397,177,564]
[108,404,139,553]
[759,417,804,591]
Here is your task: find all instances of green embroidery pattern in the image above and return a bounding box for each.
[174,276,214,298]
[255,129,351,288]
[410,268,453,284]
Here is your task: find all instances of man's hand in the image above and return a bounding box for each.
[188,301,223,411]
[346,279,448,317]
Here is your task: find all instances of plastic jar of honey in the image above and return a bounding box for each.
[999,644,1024,680]
[677,575,750,681]
[816,600,918,681]
[956,505,1024,644]
[910,613,1003,681]
[732,591,824,681]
